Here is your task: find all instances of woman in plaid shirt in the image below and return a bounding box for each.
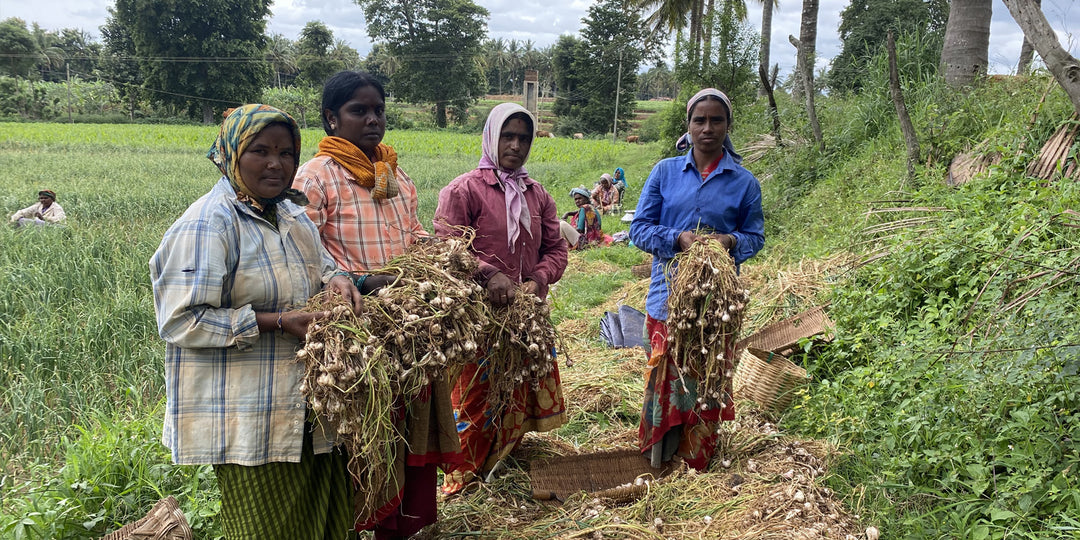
[150,104,363,539]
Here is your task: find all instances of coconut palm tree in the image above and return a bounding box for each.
[940,0,991,87]
[1015,0,1040,73]
[796,0,823,150]
[756,0,779,97]
[266,33,297,88]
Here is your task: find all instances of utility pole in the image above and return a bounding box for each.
[66,64,73,123]
[612,49,622,144]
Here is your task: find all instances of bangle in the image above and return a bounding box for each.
[354,273,369,293]
[276,311,284,333]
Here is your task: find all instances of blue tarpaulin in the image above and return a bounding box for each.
[599,305,646,349]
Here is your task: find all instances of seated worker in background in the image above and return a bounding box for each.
[560,187,604,250]
[10,190,66,227]
[591,174,620,215]
[612,167,628,200]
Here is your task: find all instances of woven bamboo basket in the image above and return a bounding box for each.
[529,448,675,502]
[733,347,811,413]
[737,304,833,355]
[101,496,192,540]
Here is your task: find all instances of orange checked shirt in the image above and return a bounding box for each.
[293,155,429,271]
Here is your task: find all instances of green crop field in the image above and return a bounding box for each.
[0,122,656,537]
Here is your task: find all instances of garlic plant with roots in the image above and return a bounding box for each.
[295,230,491,524]
[666,235,748,409]
[455,290,559,420]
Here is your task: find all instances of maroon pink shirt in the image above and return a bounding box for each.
[434,168,568,299]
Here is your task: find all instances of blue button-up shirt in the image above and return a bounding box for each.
[630,150,765,320]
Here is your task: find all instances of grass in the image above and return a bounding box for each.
[3,72,1080,539]
[0,121,660,539]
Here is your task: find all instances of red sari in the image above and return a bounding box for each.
[441,350,566,494]
[639,315,735,470]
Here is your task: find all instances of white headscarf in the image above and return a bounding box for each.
[478,103,538,252]
[675,88,742,165]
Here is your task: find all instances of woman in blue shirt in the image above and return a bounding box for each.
[629,88,764,469]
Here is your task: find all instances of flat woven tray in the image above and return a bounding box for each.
[734,347,811,413]
[737,305,833,354]
[529,448,674,502]
[101,496,192,540]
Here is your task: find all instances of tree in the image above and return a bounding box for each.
[100,10,143,120]
[267,33,298,88]
[329,39,361,71]
[827,0,947,93]
[633,0,747,77]
[551,34,586,122]
[110,0,272,123]
[361,43,399,89]
[551,0,651,135]
[0,18,37,78]
[0,18,39,118]
[29,24,66,82]
[1015,0,1040,73]
[354,0,489,128]
[794,0,823,150]
[704,1,758,103]
[638,62,678,99]
[55,29,102,82]
[1003,0,1080,115]
[756,0,778,98]
[295,21,342,88]
[940,0,991,88]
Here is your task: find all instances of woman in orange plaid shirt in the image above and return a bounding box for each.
[293,70,461,540]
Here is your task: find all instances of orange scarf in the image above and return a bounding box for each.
[315,136,400,199]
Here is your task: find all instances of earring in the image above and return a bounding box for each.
[330,123,336,130]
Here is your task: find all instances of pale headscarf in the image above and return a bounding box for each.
[675,88,742,165]
[478,103,537,253]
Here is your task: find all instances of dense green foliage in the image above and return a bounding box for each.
[0,18,37,78]
[354,0,489,128]
[744,66,1080,535]
[826,0,947,93]
[108,0,272,123]
[3,54,1080,538]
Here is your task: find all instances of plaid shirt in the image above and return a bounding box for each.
[150,177,339,466]
[294,156,428,270]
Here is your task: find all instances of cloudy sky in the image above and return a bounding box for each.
[3,0,1077,78]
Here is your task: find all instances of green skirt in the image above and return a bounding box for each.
[213,427,356,540]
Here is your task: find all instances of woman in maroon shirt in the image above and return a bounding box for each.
[433,103,569,494]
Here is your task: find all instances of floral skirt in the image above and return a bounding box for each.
[441,353,567,494]
[639,315,735,470]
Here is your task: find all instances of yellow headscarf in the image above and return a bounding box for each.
[315,136,400,199]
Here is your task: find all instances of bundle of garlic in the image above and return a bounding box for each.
[297,233,491,521]
[296,292,399,524]
[466,290,558,417]
[364,234,490,396]
[666,236,750,408]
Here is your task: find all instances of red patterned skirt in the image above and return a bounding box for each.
[639,315,735,470]
[441,353,567,494]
